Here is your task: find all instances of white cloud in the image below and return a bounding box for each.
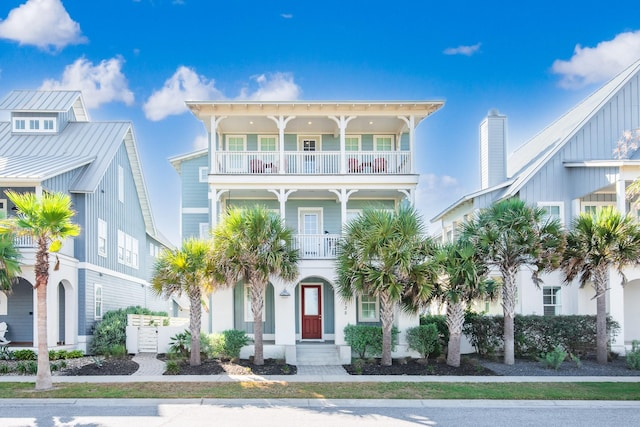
[237,72,301,101]
[443,43,481,56]
[281,13,293,19]
[143,66,224,121]
[552,30,640,89]
[193,134,208,150]
[0,0,86,51]
[40,57,134,109]
[415,173,464,232]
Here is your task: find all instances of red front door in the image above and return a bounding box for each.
[301,284,322,339]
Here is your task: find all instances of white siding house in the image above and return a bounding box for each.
[170,100,443,364]
[433,59,640,354]
[0,90,172,352]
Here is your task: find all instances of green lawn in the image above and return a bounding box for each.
[0,381,639,400]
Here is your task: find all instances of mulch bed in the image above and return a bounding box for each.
[61,356,139,376]
[163,358,297,376]
[343,357,495,376]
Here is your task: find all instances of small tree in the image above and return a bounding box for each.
[461,198,564,365]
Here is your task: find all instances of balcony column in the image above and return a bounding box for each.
[616,178,627,215]
[209,116,226,173]
[398,115,415,173]
[329,189,358,228]
[329,115,356,174]
[268,115,296,174]
[209,188,229,230]
[268,189,297,222]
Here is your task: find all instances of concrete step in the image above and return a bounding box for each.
[296,345,342,366]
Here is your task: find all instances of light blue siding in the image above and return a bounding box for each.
[233,282,275,334]
[322,135,339,151]
[182,213,208,239]
[179,154,208,209]
[42,167,83,194]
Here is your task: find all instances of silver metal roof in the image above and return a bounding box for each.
[0,90,79,112]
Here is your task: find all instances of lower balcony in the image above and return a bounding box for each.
[293,234,340,259]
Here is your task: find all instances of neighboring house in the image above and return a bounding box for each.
[433,59,640,354]
[170,100,443,364]
[0,90,172,352]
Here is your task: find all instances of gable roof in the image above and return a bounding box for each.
[0,90,166,246]
[433,58,640,223]
[0,90,89,121]
[168,148,208,173]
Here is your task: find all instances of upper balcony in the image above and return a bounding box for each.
[214,150,410,175]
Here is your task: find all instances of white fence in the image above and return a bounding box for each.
[293,234,340,259]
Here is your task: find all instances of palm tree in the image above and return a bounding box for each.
[433,240,498,367]
[210,206,299,366]
[336,206,435,366]
[152,238,216,366]
[561,207,640,364]
[460,198,565,365]
[0,233,22,292]
[0,190,80,390]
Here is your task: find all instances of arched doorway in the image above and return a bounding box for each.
[624,279,640,344]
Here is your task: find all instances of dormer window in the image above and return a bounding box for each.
[13,116,57,133]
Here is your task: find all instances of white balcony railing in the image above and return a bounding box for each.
[293,234,340,259]
[214,151,411,175]
[13,235,75,257]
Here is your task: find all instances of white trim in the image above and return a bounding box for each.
[118,165,124,203]
[198,167,209,182]
[13,116,57,133]
[225,134,247,151]
[542,286,562,316]
[97,218,107,257]
[182,207,209,214]
[581,201,615,214]
[537,201,565,226]
[297,135,322,151]
[199,222,210,239]
[298,207,324,234]
[358,294,380,322]
[78,262,150,286]
[94,284,103,320]
[299,282,324,340]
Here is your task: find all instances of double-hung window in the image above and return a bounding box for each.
[94,284,103,320]
[543,286,561,315]
[98,219,107,257]
[359,295,379,322]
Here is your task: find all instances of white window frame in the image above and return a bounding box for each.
[297,135,322,151]
[581,201,614,215]
[29,119,39,130]
[118,165,124,203]
[258,135,278,151]
[13,119,26,131]
[542,286,562,316]
[538,202,564,226]
[198,167,209,183]
[97,218,107,257]
[117,230,125,264]
[244,284,266,322]
[199,222,210,239]
[43,119,55,130]
[374,135,394,151]
[94,284,103,320]
[358,295,379,322]
[132,237,139,268]
[225,135,247,151]
[13,117,57,133]
[344,135,361,151]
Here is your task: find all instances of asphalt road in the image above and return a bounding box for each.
[1,399,639,427]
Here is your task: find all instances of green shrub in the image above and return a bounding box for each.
[539,345,567,370]
[13,349,37,361]
[463,313,621,358]
[107,344,127,358]
[419,314,449,350]
[343,324,398,359]
[168,330,191,358]
[406,324,441,360]
[627,340,640,370]
[90,306,167,355]
[0,363,11,374]
[221,329,249,360]
[0,346,14,361]
[165,360,181,375]
[49,349,68,361]
[15,360,37,374]
[66,350,84,359]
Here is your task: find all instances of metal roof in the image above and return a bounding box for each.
[0,91,88,120]
[168,148,207,173]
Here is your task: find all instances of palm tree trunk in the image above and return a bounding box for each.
[446,301,465,367]
[501,266,517,365]
[251,281,265,366]
[189,288,202,366]
[35,238,52,390]
[594,268,608,364]
[379,292,394,366]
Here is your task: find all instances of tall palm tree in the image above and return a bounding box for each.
[152,238,216,366]
[562,206,640,364]
[461,198,565,365]
[0,233,22,292]
[210,206,299,366]
[0,190,80,390]
[336,206,435,366]
[433,240,498,367]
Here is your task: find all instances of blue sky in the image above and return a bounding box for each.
[1,0,640,244]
